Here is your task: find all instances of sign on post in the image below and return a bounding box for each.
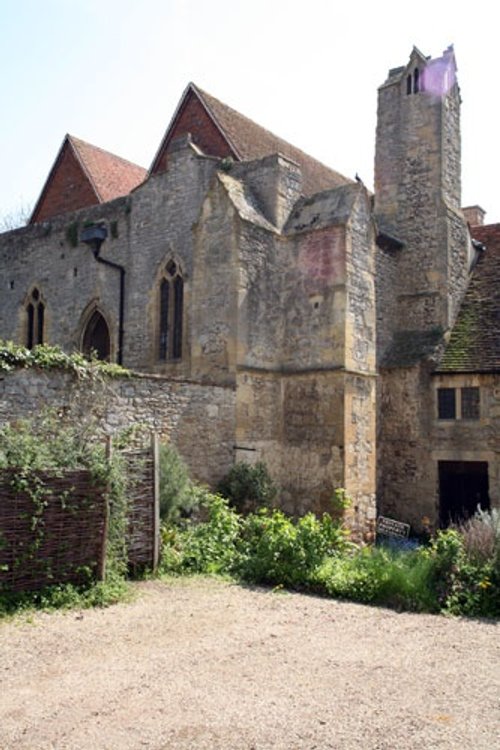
[376,515,410,539]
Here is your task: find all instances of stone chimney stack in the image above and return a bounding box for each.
[462,205,486,227]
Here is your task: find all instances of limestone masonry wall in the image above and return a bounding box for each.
[0,369,236,488]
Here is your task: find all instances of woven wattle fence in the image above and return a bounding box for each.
[123,434,160,573]
[0,469,107,594]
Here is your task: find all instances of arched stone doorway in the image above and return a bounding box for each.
[82,310,111,361]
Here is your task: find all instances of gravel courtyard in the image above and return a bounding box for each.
[0,577,498,750]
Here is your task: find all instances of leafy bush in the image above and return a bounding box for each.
[161,490,242,575]
[160,492,500,618]
[217,461,277,513]
[0,572,129,617]
[454,507,500,564]
[429,527,499,617]
[314,546,437,612]
[237,509,351,586]
[0,339,129,378]
[158,443,198,521]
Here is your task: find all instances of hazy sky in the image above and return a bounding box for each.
[1,0,498,223]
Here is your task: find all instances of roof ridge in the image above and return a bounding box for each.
[192,84,351,185]
[67,134,146,171]
[67,134,102,201]
[190,84,243,160]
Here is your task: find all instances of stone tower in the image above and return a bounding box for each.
[374,45,470,350]
[375,47,473,531]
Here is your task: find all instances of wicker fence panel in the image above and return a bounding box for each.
[123,437,160,572]
[0,469,107,594]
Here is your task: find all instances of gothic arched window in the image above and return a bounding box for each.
[26,288,45,349]
[82,310,111,361]
[159,260,183,361]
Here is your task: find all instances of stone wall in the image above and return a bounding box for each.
[0,368,236,488]
[378,364,500,531]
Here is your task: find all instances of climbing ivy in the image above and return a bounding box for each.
[0,412,130,590]
[0,340,130,377]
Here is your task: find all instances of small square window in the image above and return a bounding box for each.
[438,388,456,419]
[461,387,480,420]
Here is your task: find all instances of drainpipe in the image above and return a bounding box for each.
[80,223,126,365]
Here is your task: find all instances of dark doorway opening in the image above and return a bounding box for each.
[82,311,111,361]
[438,461,490,527]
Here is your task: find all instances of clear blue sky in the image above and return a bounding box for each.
[1,0,499,223]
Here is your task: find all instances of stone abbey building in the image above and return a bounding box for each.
[0,46,498,535]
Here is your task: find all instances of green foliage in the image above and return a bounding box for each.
[314,546,437,612]
[66,221,79,247]
[160,493,499,618]
[0,412,130,604]
[429,527,499,617]
[159,443,198,521]
[236,509,351,586]
[217,461,278,513]
[0,572,130,617]
[0,340,130,377]
[161,490,241,575]
[161,493,350,585]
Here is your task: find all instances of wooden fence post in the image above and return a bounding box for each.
[97,435,113,581]
[152,432,160,572]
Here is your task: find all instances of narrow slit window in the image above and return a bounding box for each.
[159,279,170,360]
[407,74,412,95]
[413,68,420,93]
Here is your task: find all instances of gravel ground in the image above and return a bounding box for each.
[0,577,498,750]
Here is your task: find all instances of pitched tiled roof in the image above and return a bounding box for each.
[382,329,444,368]
[151,83,352,197]
[68,135,147,202]
[436,223,500,373]
[30,135,147,223]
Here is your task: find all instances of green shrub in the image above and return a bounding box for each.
[314,545,438,612]
[159,487,499,618]
[160,490,242,575]
[429,528,499,617]
[158,443,198,521]
[217,461,277,513]
[0,572,130,617]
[237,509,350,586]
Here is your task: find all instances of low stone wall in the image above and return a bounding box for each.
[0,368,236,489]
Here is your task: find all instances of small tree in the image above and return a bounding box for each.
[217,461,278,513]
[0,202,32,232]
[159,443,198,521]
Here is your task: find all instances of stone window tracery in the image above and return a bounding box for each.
[159,260,183,361]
